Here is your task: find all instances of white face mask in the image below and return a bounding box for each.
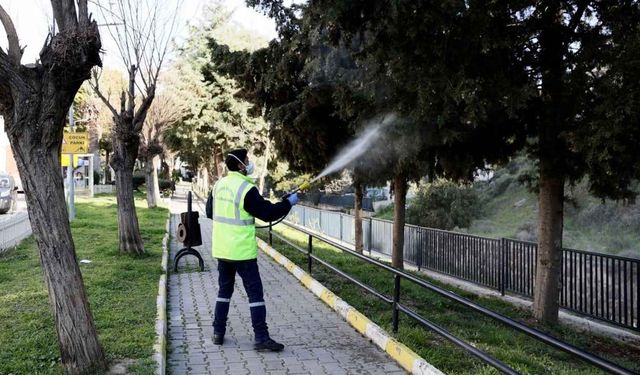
[244,161,255,175]
[229,154,255,175]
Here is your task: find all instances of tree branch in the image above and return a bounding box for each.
[0,5,23,65]
[133,87,155,132]
[89,70,120,120]
[77,0,89,26]
[127,64,136,116]
[568,1,589,33]
[51,0,79,32]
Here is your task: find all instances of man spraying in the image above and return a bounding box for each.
[211,148,298,352]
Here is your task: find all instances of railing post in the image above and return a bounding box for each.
[307,234,313,273]
[268,222,273,246]
[392,274,401,333]
[339,213,343,241]
[303,207,306,227]
[367,218,373,255]
[501,238,507,296]
[417,229,423,271]
[636,260,639,331]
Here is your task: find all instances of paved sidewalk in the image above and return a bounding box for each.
[167,186,406,374]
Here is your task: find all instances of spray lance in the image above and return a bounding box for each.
[255,179,314,229]
[256,115,389,229]
[282,180,312,199]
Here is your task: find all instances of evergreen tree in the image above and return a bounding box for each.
[311,0,640,323]
[164,5,270,188]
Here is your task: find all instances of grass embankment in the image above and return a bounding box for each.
[257,225,640,375]
[374,163,640,258]
[0,195,167,375]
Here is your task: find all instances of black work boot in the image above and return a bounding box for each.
[213,334,224,345]
[254,338,284,352]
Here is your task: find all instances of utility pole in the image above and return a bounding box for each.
[67,104,75,220]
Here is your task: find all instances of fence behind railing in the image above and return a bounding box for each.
[286,204,639,332]
[94,184,115,194]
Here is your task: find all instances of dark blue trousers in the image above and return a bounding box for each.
[213,259,269,342]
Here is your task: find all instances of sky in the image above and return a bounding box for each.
[0,0,278,68]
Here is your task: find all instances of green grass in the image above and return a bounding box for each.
[375,204,395,221]
[0,195,168,375]
[469,182,537,240]
[376,176,640,258]
[257,225,640,375]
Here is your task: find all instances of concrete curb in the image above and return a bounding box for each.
[154,215,171,375]
[257,238,444,375]
[282,220,640,347]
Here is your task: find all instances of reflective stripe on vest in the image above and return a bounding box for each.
[212,172,257,260]
[211,180,255,226]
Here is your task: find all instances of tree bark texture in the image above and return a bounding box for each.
[104,149,111,183]
[258,138,271,195]
[145,155,160,208]
[533,161,565,324]
[392,175,407,269]
[111,128,145,254]
[89,120,101,174]
[214,147,225,180]
[0,4,107,372]
[9,115,107,375]
[354,180,364,254]
[533,2,566,324]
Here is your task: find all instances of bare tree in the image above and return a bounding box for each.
[140,95,181,208]
[89,0,181,253]
[0,2,106,373]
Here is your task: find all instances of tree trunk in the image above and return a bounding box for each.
[354,180,364,254]
[168,155,176,179]
[145,154,160,208]
[207,166,216,187]
[0,9,106,372]
[533,3,565,324]
[7,110,107,375]
[258,138,271,195]
[214,147,225,179]
[104,149,111,183]
[111,133,145,254]
[89,121,101,175]
[533,161,564,324]
[153,155,161,201]
[392,174,407,269]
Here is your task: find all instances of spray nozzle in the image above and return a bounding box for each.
[282,180,313,200]
[297,180,311,191]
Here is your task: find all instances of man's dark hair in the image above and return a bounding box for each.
[225,149,248,171]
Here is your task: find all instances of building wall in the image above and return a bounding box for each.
[0,117,21,187]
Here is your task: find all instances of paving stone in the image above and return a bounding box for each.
[166,186,406,374]
[186,364,207,374]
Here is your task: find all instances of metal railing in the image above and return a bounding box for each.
[263,221,635,375]
[298,192,375,211]
[286,205,640,332]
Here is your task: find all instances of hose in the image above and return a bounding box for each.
[255,180,312,229]
[255,215,287,229]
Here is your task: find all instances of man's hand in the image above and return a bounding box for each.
[287,193,298,206]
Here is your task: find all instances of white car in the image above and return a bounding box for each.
[0,175,18,214]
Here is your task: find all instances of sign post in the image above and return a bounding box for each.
[63,106,89,220]
[66,107,75,220]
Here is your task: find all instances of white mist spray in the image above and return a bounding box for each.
[312,113,396,182]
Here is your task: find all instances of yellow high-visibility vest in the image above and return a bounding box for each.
[211,172,257,260]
